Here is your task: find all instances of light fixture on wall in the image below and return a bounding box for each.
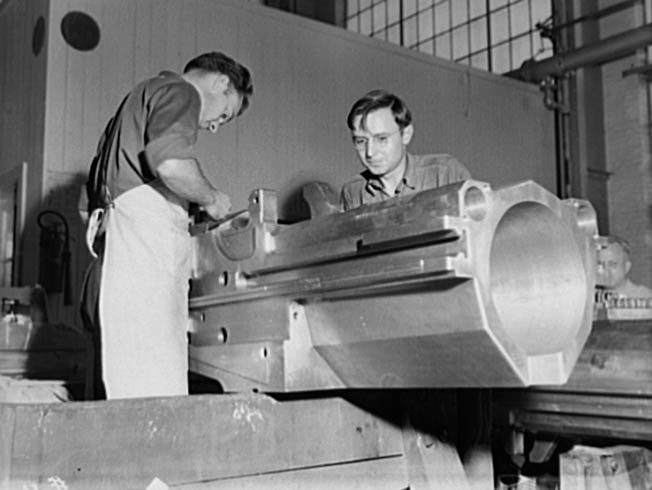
[60,11,100,52]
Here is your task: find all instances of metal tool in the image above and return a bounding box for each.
[188,208,250,236]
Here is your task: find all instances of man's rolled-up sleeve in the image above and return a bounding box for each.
[144,83,200,171]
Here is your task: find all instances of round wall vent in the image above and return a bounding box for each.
[32,16,46,56]
[60,11,100,51]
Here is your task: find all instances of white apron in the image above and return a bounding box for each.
[98,182,191,399]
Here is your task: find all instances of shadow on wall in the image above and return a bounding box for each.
[28,172,90,329]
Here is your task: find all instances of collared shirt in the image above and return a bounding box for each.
[87,71,200,211]
[610,279,652,299]
[340,153,471,211]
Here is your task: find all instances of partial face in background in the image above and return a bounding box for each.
[597,242,631,289]
[200,74,243,133]
[351,107,413,178]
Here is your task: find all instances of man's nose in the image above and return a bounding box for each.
[365,139,377,157]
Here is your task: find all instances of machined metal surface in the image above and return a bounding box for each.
[189,180,598,392]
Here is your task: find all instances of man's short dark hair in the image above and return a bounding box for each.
[184,51,253,115]
[347,89,412,131]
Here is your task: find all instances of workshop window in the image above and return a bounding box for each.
[345,0,554,74]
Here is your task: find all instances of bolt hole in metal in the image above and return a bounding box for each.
[260,347,269,359]
[463,185,487,221]
[217,327,228,344]
[219,271,229,286]
[490,202,586,355]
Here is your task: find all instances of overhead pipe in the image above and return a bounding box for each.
[507,24,652,83]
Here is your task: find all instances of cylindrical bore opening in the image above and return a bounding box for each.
[490,202,587,355]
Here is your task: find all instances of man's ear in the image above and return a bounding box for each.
[212,73,230,93]
[402,124,414,145]
[625,259,632,276]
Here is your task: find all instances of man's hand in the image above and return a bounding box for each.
[202,190,232,220]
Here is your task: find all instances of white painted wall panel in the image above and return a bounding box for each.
[43,0,555,212]
[2,0,555,324]
[0,0,49,285]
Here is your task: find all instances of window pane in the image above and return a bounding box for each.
[539,36,553,58]
[419,38,434,54]
[435,32,451,59]
[452,0,468,26]
[434,2,450,34]
[452,24,469,59]
[373,2,387,30]
[404,15,418,47]
[418,9,434,41]
[470,17,487,52]
[510,0,530,37]
[490,0,508,9]
[471,50,488,70]
[531,0,551,25]
[343,0,554,75]
[388,24,401,44]
[360,9,372,34]
[511,33,532,69]
[532,31,552,59]
[404,0,417,17]
[388,0,400,23]
[491,9,509,45]
[347,0,359,17]
[492,43,511,73]
[470,0,487,19]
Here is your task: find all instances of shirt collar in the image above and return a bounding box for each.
[401,153,416,191]
[362,153,415,197]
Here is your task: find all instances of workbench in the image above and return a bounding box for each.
[0,391,476,489]
[494,319,652,442]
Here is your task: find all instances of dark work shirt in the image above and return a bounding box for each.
[88,71,200,208]
[340,153,471,211]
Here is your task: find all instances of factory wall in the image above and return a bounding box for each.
[1,0,555,326]
[597,0,652,287]
[0,0,49,286]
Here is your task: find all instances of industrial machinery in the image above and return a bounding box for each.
[2,179,602,489]
[188,179,598,392]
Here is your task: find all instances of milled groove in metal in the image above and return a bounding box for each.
[257,218,461,273]
[189,253,462,308]
[269,181,468,249]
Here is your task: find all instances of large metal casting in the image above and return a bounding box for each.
[189,180,598,392]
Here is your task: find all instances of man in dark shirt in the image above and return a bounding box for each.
[81,52,253,399]
[340,89,470,211]
[340,90,491,485]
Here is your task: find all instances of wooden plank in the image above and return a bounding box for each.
[494,319,652,441]
[1,394,404,488]
[510,411,652,441]
[173,455,407,490]
[500,390,652,420]
[543,320,652,395]
[0,401,16,487]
